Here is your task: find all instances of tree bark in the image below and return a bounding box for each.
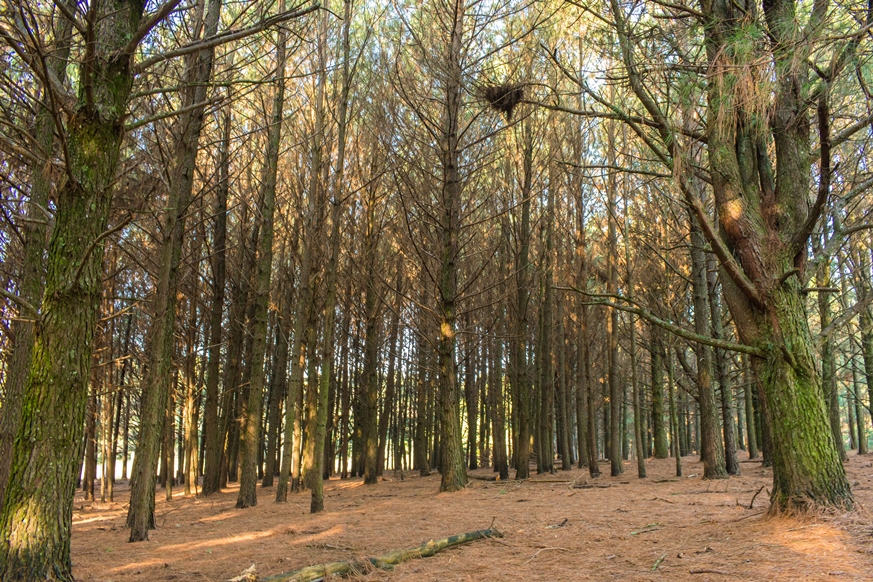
[707,261,739,475]
[201,93,232,496]
[127,0,222,538]
[0,1,146,575]
[0,0,73,513]
[689,216,727,479]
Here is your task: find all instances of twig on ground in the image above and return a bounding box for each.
[749,485,767,509]
[523,547,569,565]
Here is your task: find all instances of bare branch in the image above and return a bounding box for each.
[122,0,185,57]
[0,288,39,319]
[134,3,320,73]
[557,287,765,357]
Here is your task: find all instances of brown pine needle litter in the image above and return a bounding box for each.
[71,453,873,581]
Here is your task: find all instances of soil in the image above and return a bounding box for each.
[72,452,873,581]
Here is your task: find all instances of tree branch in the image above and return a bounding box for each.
[134,3,320,73]
[125,96,223,131]
[121,0,185,57]
[681,183,765,309]
[557,287,765,356]
[0,289,39,319]
[71,216,133,288]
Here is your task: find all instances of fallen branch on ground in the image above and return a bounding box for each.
[749,485,767,509]
[258,527,503,582]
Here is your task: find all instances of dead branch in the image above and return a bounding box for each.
[259,527,503,582]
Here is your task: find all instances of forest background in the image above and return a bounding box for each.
[1,0,873,579]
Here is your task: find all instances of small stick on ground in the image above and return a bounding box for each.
[749,485,767,509]
[523,547,569,565]
[690,569,731,575]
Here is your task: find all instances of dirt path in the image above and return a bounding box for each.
[72,453,873,581]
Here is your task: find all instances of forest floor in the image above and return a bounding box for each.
[72,452,873,581]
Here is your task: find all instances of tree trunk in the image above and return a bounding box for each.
[742,355,759,459]
[433,0,468,493]
[707,260,739,475]
[0,1,146,575]
[361,228,381,485]
[236,10,286,509]
[650,329,669,458]
[464,316,479,471]
[378,287,402,475]
[264,279,293,487]
[0,1,73,514]
[510,122,534,480]
[127,0,222,538]
[202,94,231,496]
[667,347,682,477]
[689,216,727,479]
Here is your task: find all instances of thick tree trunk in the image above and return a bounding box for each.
[752,293,852,510]
[0,2,73,514]
[0,3,145,576]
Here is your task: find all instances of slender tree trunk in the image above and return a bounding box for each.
[361,245,382,485]
[183,297,201,496]
[490,324,509,480]
[742,355,758,459]
[127,0,222,538]
[667,347,682,477]
[378,288,402,475]
[433,0,469,493]
[707,261,739,475]
[606,122,622,478]
[510,122,534,480]
[629,316,645,478]
[414,316,431,476]
[464,317,479,471]
[650,329,669,458]
[83,362,99,501]
[689,215,727,479]
[859,250,873,452]
[264,279,293,487]
[236,10,286,509]
[202,93,232,496]
[557,306,572,470]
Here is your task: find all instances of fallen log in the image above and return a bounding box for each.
[259,527,503,582]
